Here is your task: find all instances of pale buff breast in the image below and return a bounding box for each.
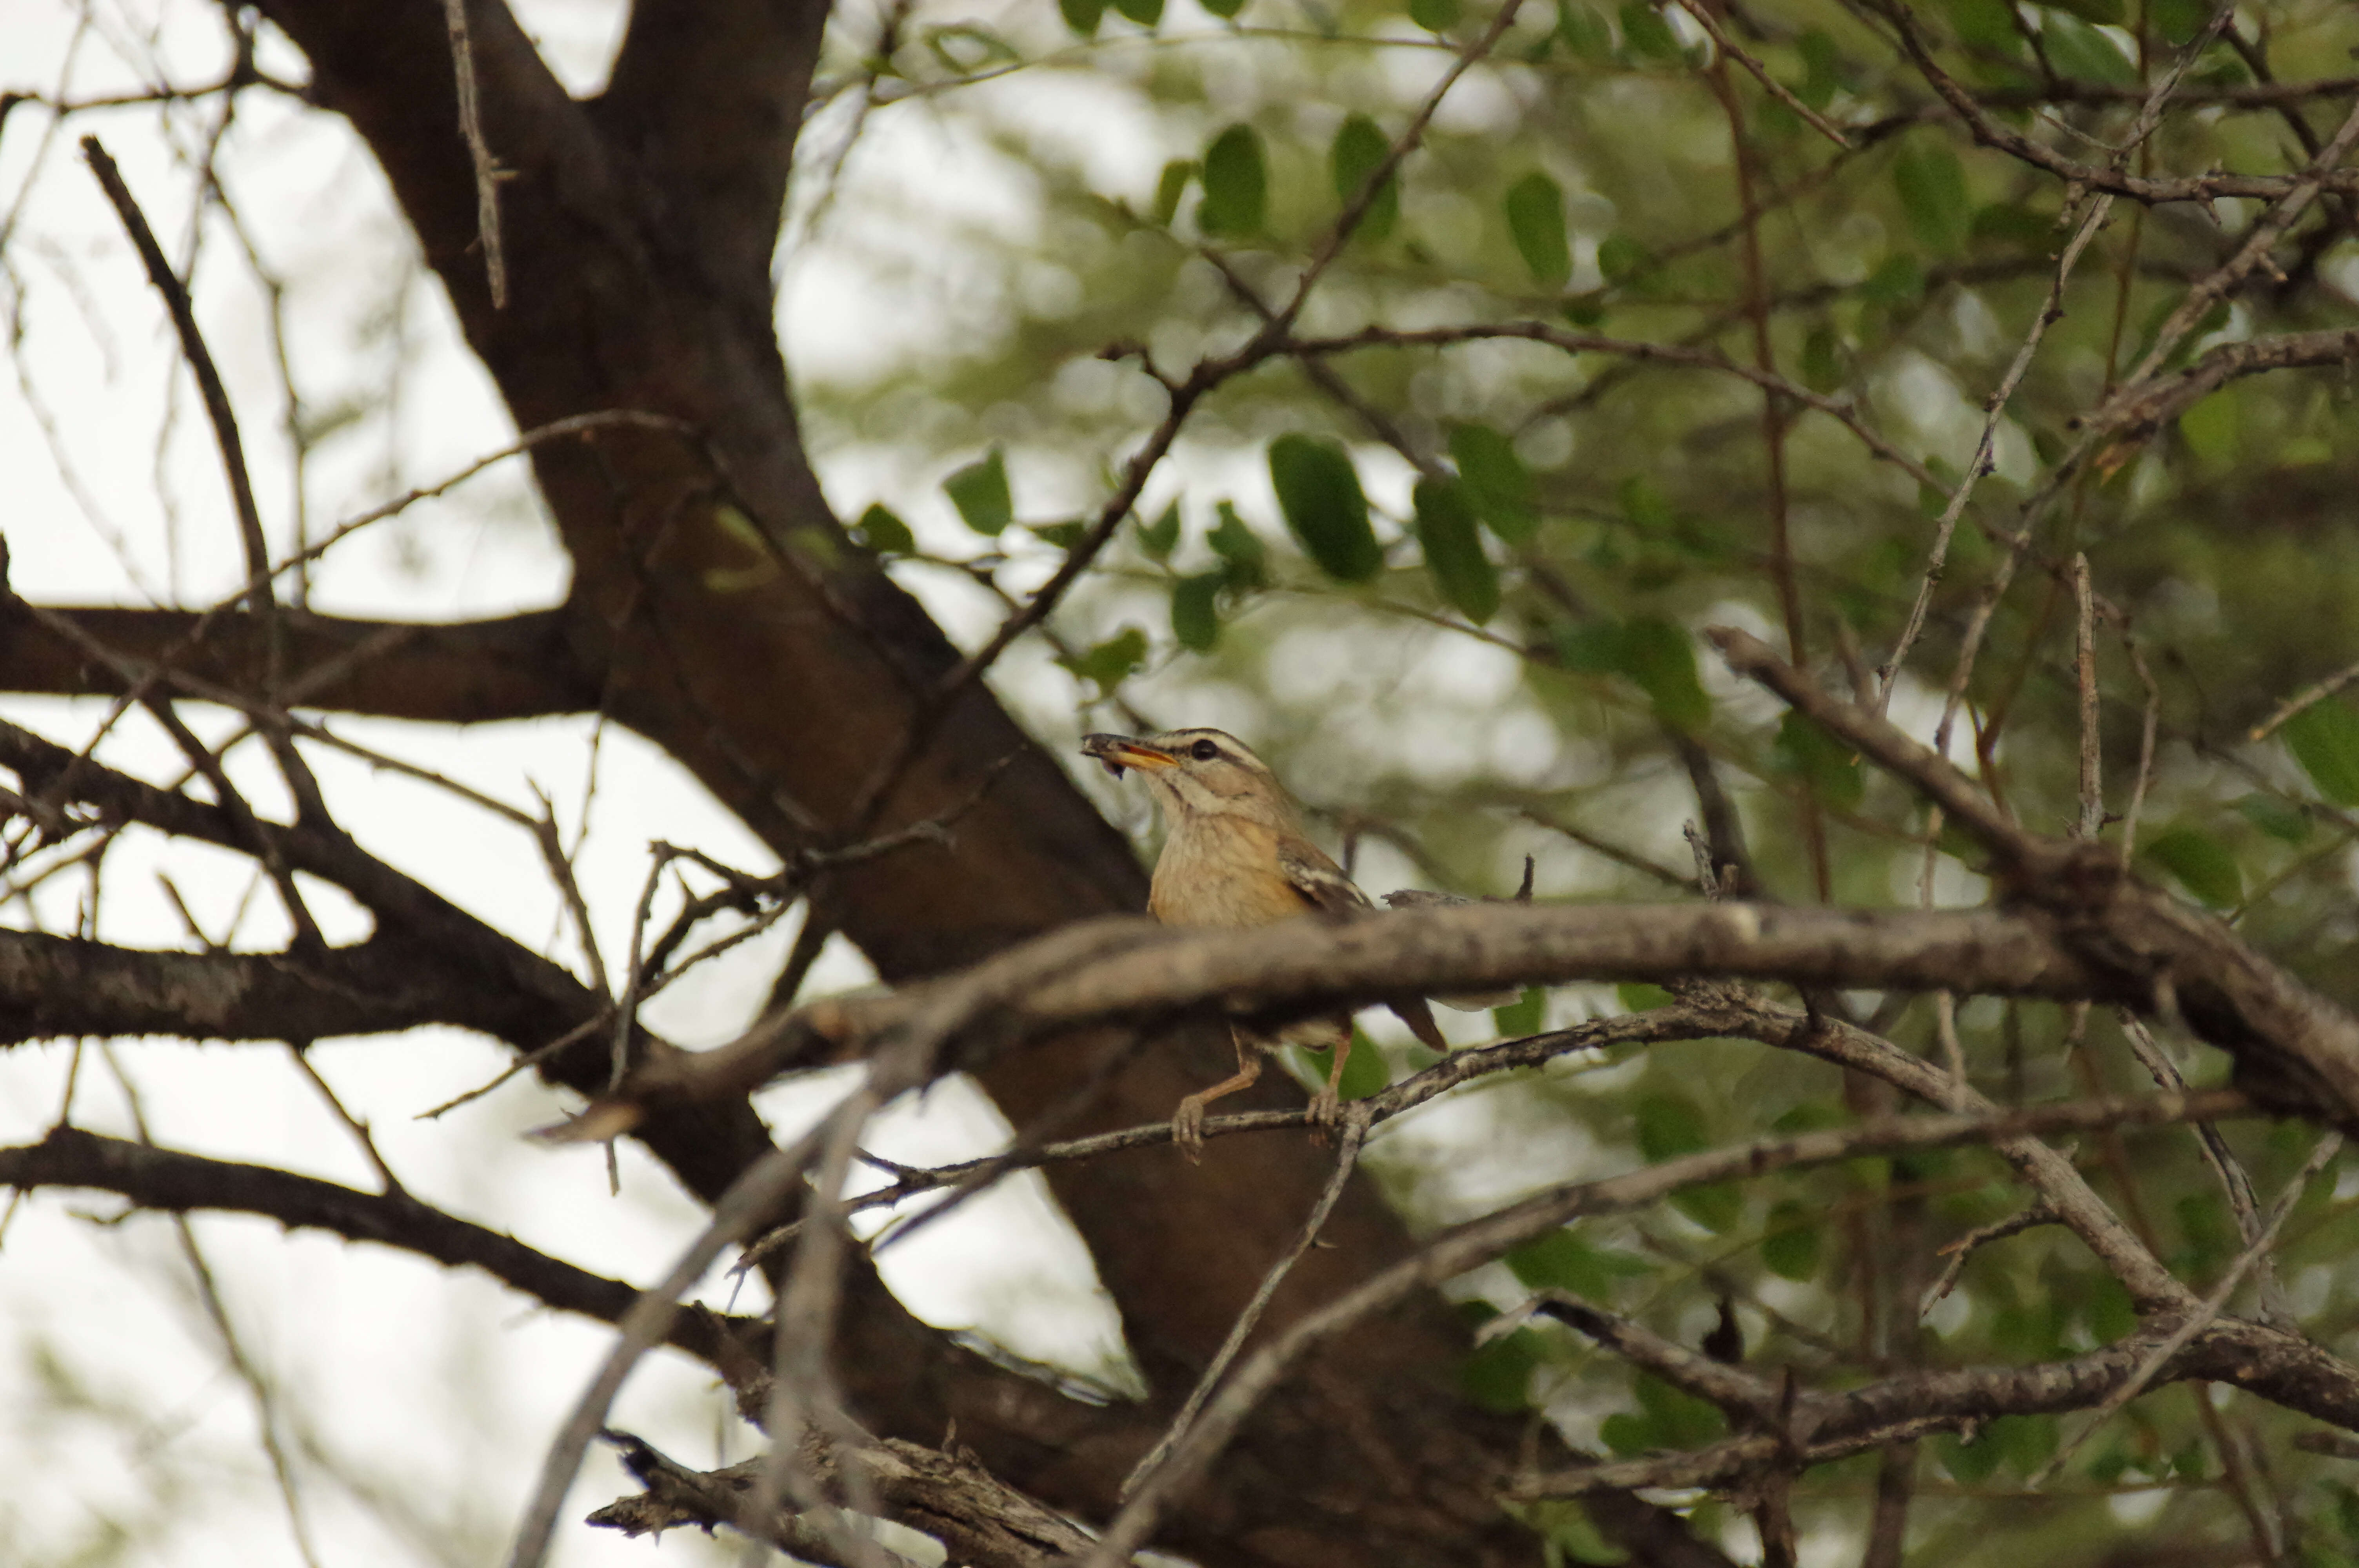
[1147,817,1310,927]
[1145,816,1347,1053]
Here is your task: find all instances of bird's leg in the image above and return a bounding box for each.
[1306,1029,1353,1145]
[1171,1027,1264,1164]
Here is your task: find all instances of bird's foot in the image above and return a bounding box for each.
[1170,1097,1209,1164]
[1306,1084,1342,1146]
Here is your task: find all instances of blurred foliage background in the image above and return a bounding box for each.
[796,0,2359,1558]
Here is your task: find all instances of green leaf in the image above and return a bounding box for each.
[1111,0,1163,22]
[1059,0,1106,35]
[1029,520,1087,551]
[1943,0,2020,52]
[1617,982,1674,1012]
[1209,501,1270,590]
[1493,985,1546,1036]
[2177,388,2239,469]
[2237,793,2311,845]
[1861,251,1925,307]
[944,448,1012,535]
[1540,1502,1629,1566]
[1973,201,2057,250]
[854,502,913,555]
[1556,0,1612,58]
[1412,477,1499,622]
[1894,141,1970,254]
[1795,29,1842,109]
[1986,1414,2060,1477]
[1504,172,1572,288]
[1676,1182,1743,1232]
[1171,571,1223,651]
[1152,160,1197,226]
[1460,1323,1543,1413]
[1409,0,1461,30]
[1449,423,1539,542]
[1506,1230,1653,1298]
[1267,435,1381,582]
[1800,325,1845,393]
[1330,113,1400,243]
[1199,123,1268,236]
[1596,232,1651,283]
[1599,1410,1654,1456]
[1198,0,1246,15]
[1138,501,1181,559]
[1616,474,1673,532]
[1338,1025,1389,1098]
[1555,619,1623,674]
[2283,699,2359,806]
[2041,11,2137,85]
[2085,1274,2137,1344]
[2144,827,2242,908]
[1938,1428,2003,1483]
[1773,711,1865,812]
[1617,0,1684,61]
[1621,616,1710,733]
[922,23,1020,71]
[1636,1092,1708,1162]
[1634,1372,1726,1447]
[1761,1199,1823,1281]
[1057,625,1148,690]
[2150,0,2206,44]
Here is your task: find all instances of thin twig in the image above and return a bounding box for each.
[2029,1130,2343,1488]
[441,0,507,308]
[2072,554,2103,841]
[2249,655,2359,744]
[97,1045,327,1568]
[1674,0,1852,148]
[1879,190,2111,719]
[2117,620,2162,866]
[1119,1104,1370,1501]
[2117,1012,2289,1330]
[1919,1205,2059,1317]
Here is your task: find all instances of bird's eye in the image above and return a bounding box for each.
[1191,739,1221,762]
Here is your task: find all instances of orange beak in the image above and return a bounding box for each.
[1080,733,1175,780]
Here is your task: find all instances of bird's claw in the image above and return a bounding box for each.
[1306,1085,1342,1147]
[1171,1097,1208,1164]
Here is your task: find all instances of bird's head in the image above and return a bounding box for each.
[1080,728,1295,829]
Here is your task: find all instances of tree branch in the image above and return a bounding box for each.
[0,927,483,1045]
[0,1125,757,1366]
[574,902,2133,1129]
[0,604,596,722]
[1708,626,2359,1123]
[590,1428,1096,1568]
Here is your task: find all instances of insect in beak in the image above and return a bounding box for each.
[1080,733,1171,781]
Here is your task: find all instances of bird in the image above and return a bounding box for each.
[1079,726,1454,1161]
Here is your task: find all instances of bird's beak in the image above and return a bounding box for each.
[1080,733,1174,780]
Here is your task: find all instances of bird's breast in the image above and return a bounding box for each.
[1147,818,1309,928]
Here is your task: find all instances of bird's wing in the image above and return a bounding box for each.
[1278,840,1375,915]
[1278,842,1448,1050]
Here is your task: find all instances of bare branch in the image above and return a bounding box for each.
[589,1428,1095,1568]
[0,1125,760,1367]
